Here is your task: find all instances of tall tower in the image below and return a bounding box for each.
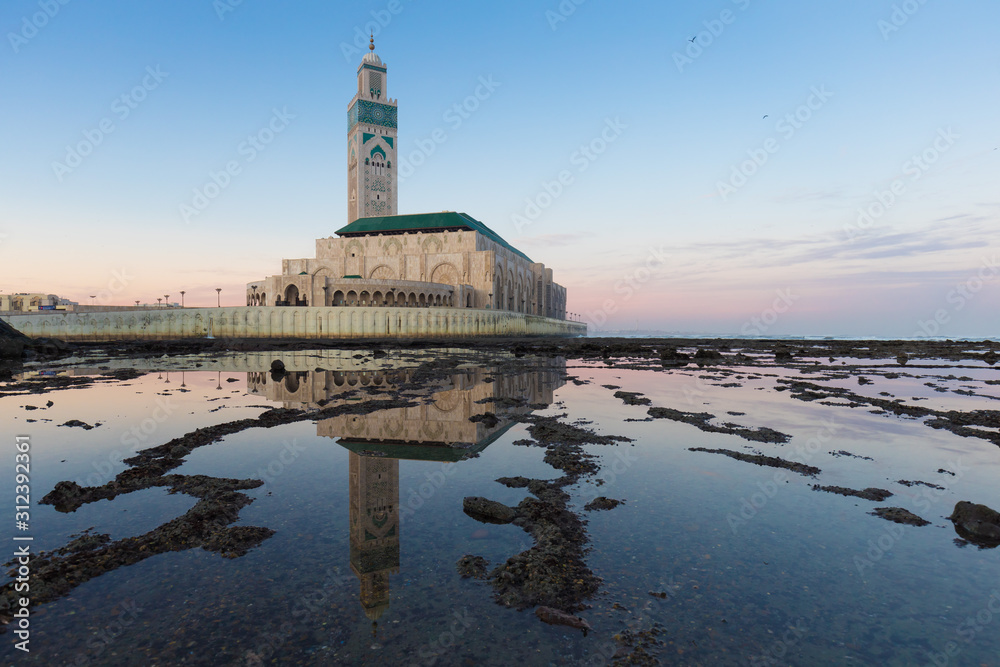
[347,35,398,223]
[348,452,400,631]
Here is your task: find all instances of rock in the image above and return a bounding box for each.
[584,497,623,511]
[534,606,591,633]
[59,419,96,430]
[949,501,1000,546]
[896,352,909,366]
[469,412,500,428]
[659,347,690,366]
[812,485,892,502]
[456,554,489,579]
[463,496,516,524]
[612,391,650,406]
[0,318,29,359]
[693,348,723,363]
[496,476,531,488]
[774,345,794,362]
[869,507,930,526]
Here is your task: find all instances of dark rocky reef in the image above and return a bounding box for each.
[869,507,930,526]
[463,496,516,524]
[949,501,1000,547]
[584,497,623,511]
[812,485,893,502]
[648,407,790,444]
[689,447,820,476]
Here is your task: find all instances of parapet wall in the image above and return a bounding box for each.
[1,306,586,342]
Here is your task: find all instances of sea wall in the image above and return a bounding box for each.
[0,306,586,342]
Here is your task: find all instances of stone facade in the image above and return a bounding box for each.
[1,305,585,341]
[247,217,567,318]
[245,38,570,323]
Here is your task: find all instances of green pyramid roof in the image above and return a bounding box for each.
[335,212,532,263]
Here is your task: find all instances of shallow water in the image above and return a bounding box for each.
[2,350,1000,666]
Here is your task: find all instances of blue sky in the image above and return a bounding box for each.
[1,0,998,337]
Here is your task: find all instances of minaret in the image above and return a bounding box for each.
[347,35,398,223]
[348,452,400,627]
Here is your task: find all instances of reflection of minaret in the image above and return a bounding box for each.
[349,452,400,631]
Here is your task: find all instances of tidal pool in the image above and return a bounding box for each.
[2,346,999,665]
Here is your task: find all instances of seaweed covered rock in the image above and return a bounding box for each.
[0,318,29,359]
[949,501,1000,547]
[463,496,516,524]
[869,507,929,526]
[535,606,590,633]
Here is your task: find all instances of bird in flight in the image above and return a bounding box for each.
[763,115,769,119]
[689,36,697,42]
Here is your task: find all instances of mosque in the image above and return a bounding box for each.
[246,38,568,320]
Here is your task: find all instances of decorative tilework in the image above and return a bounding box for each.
[348,100,398,132]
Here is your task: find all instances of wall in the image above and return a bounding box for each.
[1,306,586,342]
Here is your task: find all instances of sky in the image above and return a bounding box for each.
[1,0,998,337]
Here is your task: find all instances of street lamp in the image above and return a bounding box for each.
[321,285,328,307]
[216,288,222,307]
[164,294,170,308]
[135,300,140,308]
[180,291,186,307]
[157,298,162,307]
[90,295,96,305]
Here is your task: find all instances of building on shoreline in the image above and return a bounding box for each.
[0,292,75,313]
[246,37,568,321]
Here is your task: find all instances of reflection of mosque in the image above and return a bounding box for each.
[248,364,565,630]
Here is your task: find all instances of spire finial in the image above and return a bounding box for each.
[369,33,375,51]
